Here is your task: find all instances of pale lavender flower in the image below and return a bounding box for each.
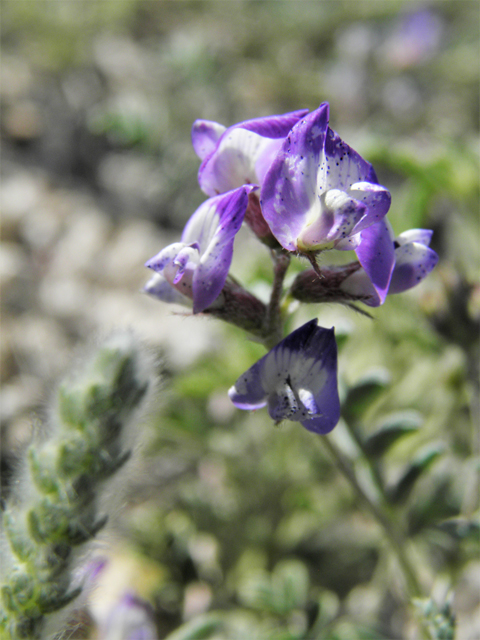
[340,228,438,306]
[261,102,395,303]
[99,592,158,640]
[229,319,340,434]
[193,110,309,197]
[383,9,444,69]
[145,186,254,313]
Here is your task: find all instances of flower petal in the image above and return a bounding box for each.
[348,182,392,233]
[228,359,268,410]
[238,109,309,138]
[297,189,366,251]
[143,273,192,306]
[146,187,252,313]
[191,186,253,312]
[191,120,227,160]
[198,110,309,197]
[262,103,330,251]
[395,228,433,247]
[355,219,395,304]
[389,242,438,294]
[145,242,187,272]
[321,127,378,191]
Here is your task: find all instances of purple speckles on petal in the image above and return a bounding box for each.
[261,102,391,254]
[389,242,438,294]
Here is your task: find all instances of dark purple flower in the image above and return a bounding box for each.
[341,227,438,306]
[228,319,340,434]
[193,110,309,197]
[145,186,254,313]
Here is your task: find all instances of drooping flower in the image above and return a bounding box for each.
[340,228,438,306]
[261,102,395,302]
[193,110,309,197]
[145,185,254,313]
[228,319,340,434]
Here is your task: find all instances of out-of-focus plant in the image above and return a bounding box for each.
[0,333,155,640]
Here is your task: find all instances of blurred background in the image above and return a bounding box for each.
[1,1,479,638]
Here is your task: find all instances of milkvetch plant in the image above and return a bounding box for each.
[144,101,447,639]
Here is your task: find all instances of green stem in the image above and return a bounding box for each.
[320,434,424,600]
[346,421,391,509]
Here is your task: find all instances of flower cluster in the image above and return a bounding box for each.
[145,102,438,434]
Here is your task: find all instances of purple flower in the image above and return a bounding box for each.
[383,9,444,69]
[228,319,340,434]
[193,110,309,197]
[260,102,394,303]
[340,227,438,306]
[99,591,158,640]
[145,186,254,313]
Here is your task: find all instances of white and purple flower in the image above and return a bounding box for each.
[145,185,254,313]
[340,227,438,306]
[261,102,395,303]
[193,110,309,197]
[228,319,340,434]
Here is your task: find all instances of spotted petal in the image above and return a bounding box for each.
[389,242,438,294]
[262,102,391,253]
[341,226,438,305]
[261,103,330,251]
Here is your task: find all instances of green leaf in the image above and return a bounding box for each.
[3,511,36,562]
[342,370,391,424]
[363,412,422,457]
[388,445,444,504]
[29,448,60,495]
